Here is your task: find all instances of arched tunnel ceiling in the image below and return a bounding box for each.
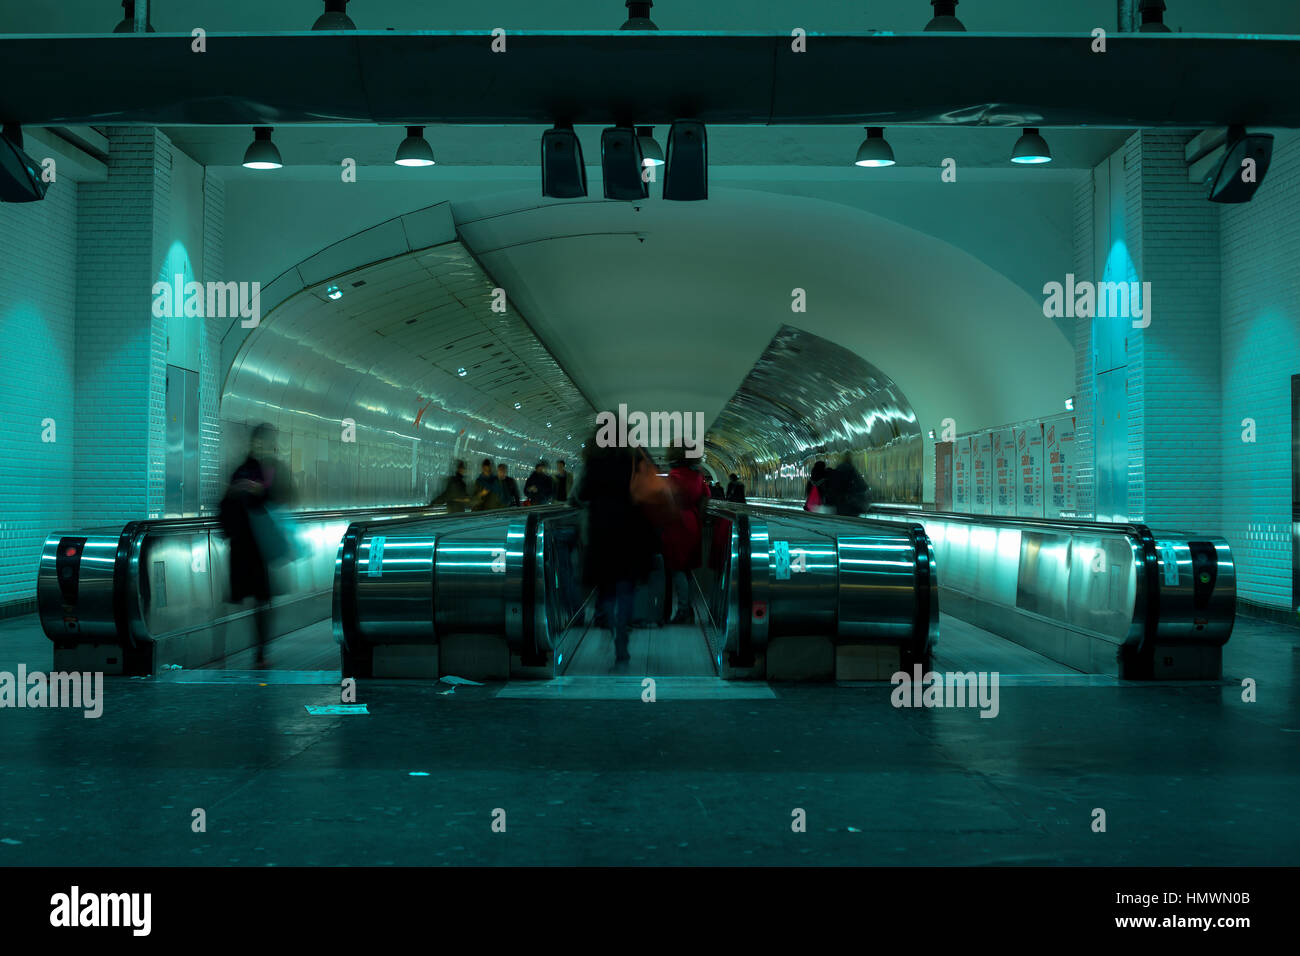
[223,242,594,464]
[707,325,919,475]
[457,187,1076,450]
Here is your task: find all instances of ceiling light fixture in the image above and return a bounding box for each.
[313,0,355,30]
[621,1,657,30]
[854,127,896,167]
[457,367,467,377]
[514,402,522,410]
[242,127,283,169]
[1011,128,1052,165]
[602,126,648,200]
[637,127,665,167]
[541,123,588,198]
[326,285,342,300]
[395,126,436,167]
[1138,0,1171,32]
[924,0,965,31]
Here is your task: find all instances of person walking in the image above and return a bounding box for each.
[804,460,828,512]
[525,459,555,505]
[217,423,290,668]
[553,459,571,503]
[824,453,871,516]
[661,447,708,624]
[576,438,653,670]
[431,459,470,511]
[497,463,522,507]
[471,458,503,510]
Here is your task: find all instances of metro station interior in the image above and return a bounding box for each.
[0,0,1298,873]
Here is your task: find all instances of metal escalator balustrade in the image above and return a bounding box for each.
[702,501,938,680]
[860,507,1235,679]
[334,505,580,679]
[37,504,451,676]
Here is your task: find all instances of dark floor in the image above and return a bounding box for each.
[0,611,1296,866]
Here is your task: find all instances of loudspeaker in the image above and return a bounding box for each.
[663,120,707,201]
[541,125,587,199]
[1209,127,1273,204]
[600,126,647,201]
[0,125,48,203]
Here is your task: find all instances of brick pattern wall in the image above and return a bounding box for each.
[149,131,170,517]
[1132,131,1222,533]
[0,168,78,607]
[73,128,166,526]
[1124,132,1147,521]
[200,172,226,513]
[1219,132,1300,609]
[1072,174,1095,517]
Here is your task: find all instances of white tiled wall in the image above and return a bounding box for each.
[73,129,167,528]
[1130,131,1223,533]
[1219,133,1300,610]
[0,169,78,607]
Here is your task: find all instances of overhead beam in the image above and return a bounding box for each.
[2,32,1299,129]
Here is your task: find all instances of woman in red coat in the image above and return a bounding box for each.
[661,447,709,624]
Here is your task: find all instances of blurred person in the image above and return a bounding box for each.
[824,452,871,516]
[576,437,654,670]
[554,459,571,503]
[661,446,708,624]
[711,479,726,500]
[725,472,746,503]
[497,463,522,507]
[431,459,470,512]
[217,423,290,667]
[804,460,828,512]
[471,458,503,510]
[525,459,555,505]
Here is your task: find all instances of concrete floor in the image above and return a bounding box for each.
[0,612,1296,866]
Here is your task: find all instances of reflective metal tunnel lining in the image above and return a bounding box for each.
[705,325,923,503]
[222,241,595,510]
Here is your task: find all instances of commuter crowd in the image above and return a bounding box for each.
[221,421,869,671]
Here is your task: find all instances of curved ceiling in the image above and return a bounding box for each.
[456,186,1076,465]
[706,323,920,474]
[223,241,593,505]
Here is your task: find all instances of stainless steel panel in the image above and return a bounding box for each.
[707,325,922,503]
[222,241,593,512]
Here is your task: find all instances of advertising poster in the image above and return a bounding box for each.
[992,429,1016,517]
[1014,423,1045,518]
[1045,415,1077,518]
[972,432,993,515]
[953,437,972,512]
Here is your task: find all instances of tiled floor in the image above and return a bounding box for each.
[0,610,1296,865]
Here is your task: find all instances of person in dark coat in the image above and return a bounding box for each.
[553,459,571,504]
[725,473,746,503]
[804,460,828,512]
[217,423,289,667]
[576,439,654,669]
[662,447,709,624]
[711,480,726,500]
[497,464,522,507]
[824,453,870,515]
[525,459,555,505]
[431,460,470,511]
[471,458,503,510]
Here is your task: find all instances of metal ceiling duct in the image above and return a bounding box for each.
[4,33,1299,128]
